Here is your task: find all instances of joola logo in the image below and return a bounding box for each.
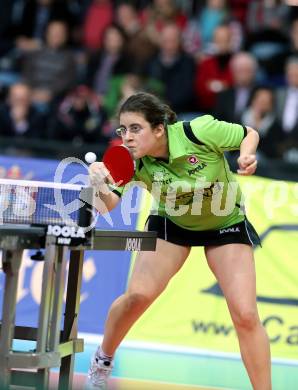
[47,225,85,238]
[187,162,207,175]
[125,238,141,251]
[219,227,240,234]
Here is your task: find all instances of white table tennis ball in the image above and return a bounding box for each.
[85,152,97,164]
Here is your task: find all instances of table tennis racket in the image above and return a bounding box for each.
[103,144,135,185]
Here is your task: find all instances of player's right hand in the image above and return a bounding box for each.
[89,162,115,187]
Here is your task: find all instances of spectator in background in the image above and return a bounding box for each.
[214,52,258,123]
[85,24,130,97]
[288,18,298,57]
[244,0,290,85]
[140,0,188,45]
[175,0,200,17]
[228,0,250,25]
[115,2,157,73]
[9,0,76,53]
[242,86,281,159]
[275,56,298,159]
[82,0,113,51]
[0,0,77,87]
[0,82,47,137]
[115,2,141,36]
[103,71,164,120]
[246,0,289,34]
[194,24,234,113]
[48,85,109,144]
[197,0,229,51]
[146,23,195,113]
[183,0,242,60]
[22,20,77,106]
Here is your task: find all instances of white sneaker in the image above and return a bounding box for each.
[85,354,113,389]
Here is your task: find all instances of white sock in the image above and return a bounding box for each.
[96,346,113,362]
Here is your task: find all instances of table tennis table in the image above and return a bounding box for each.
[0,179,157,390]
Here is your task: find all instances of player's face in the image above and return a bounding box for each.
[118,112,166,159]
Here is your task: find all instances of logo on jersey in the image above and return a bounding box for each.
[187,162,207,176]
[152,170,172,185]
[187,155,199,165]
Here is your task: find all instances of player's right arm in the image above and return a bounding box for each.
[89,162,121,212]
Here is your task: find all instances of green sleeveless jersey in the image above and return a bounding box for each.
[114,115,247,231]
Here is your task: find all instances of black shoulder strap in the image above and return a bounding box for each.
[138,158,144,171]
[183,121,205,146]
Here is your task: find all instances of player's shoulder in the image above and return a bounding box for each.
[189,114,216,130]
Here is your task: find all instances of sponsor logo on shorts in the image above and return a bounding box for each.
[219,227,240,234]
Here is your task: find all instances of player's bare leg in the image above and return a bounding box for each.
[86,239,190,388]
[102,239,190,355]
[205,243,271,390]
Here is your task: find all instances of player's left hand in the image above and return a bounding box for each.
[237,154,257,176]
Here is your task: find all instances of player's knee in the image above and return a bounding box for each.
[124,291,152,313]
[233,309,259,332]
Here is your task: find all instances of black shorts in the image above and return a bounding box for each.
[146,215,261,247]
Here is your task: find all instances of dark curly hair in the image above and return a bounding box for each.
[118,92,177,128]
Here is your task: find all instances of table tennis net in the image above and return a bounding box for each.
[0,179,87,226]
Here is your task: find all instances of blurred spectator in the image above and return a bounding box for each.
[246,0,289,34]
[242,86,281,158]
[115,2,158,72]
[140,0,188,45]
[197,0,230,51]
[0,82,47,137]
[103,72,164,119]
[176,1,203,16]
[48,85,109,144]
[194,24,234,112]
[1,0,77,54]
[275,56,298,159]
[82,0,113,51]
[22,20,77,105]
[289,18,298,57]
[182,1,242,60]
[146,23,195,113]
[85,24,130,97]
[228,0,250,25]
[115,2,141,36]
[244,0,290,84]
[214,52,258,122]
[180,18,201,60]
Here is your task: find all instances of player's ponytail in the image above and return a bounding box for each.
[162,105,177,125]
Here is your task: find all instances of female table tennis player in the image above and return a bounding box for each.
[87,92,271,390]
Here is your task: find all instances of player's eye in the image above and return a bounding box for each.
[129,125,142,134]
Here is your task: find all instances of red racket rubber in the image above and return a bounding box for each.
[103,144,135,185]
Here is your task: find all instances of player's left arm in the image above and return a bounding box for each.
[237,126,259,176]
